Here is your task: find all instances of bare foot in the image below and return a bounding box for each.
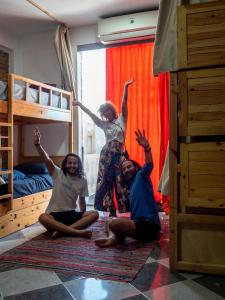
[95,237,118,248]
[73,229,93,238]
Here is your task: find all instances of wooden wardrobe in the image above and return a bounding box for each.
[170,0,225,275]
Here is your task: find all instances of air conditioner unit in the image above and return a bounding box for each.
[98,11,158,45]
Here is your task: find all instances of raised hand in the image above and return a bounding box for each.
[135,129,150,149]
[33,127,41,145]
[125,79,134,86]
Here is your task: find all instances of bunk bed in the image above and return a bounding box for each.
[0,73,73,238]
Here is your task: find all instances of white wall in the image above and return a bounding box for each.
[19,24,98,85]
[0,25,22,74]
[17,24,98,158]
[1,24,98,161]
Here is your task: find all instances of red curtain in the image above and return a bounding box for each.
[106,42,169,206]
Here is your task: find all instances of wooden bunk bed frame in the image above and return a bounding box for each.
[0,73,73,238]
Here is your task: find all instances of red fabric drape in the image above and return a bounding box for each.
[106,42,169,207]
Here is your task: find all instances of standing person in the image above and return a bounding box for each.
[73,79,133,217]
[95,129,161,247]
[34,128,99,238]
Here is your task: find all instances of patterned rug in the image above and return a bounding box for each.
[0,219,156,282]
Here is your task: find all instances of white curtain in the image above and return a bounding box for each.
[54,24,76,99]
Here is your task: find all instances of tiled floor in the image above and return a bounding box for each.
[0,212,225,300]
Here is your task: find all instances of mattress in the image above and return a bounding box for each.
[0,80,69,110]
[0,174,53,199]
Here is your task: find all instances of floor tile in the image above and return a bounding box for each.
[56,272,86,283]
[21,223,46,239]
[144,279,225,300]
[0,268,61,297]
[0,231,25,242]
[0,238,28,255]
[148,240,169,260]
[131,262,186,292]
[4,284,74,300]
[121,294,150,300]
[0,262,19,273]
[194,274,225,298]
[158,258,169,268]
[180,272,204,280]
[64,277,140,300]
[145,257,156,264]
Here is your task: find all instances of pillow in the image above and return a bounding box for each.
[14,162,49,175]
[2,170,26,182]
[0,176,6,185]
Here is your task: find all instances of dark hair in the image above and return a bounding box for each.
[98,101,118,120]
[61,153,84,177]
[120,159,141,182]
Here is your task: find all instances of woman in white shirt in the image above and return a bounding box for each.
[74,79,133,216]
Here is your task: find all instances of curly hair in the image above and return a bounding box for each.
[120,159,142,184]
[61,153,84,177]
[98,101,118,120]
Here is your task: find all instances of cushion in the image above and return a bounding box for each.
[2,170,26,182]
[14,162,49,175]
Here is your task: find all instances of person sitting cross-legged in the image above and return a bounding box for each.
[34,128,99,238]
[95,129,161,247]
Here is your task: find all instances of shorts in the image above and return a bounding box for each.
[134,218,161,241]
[50,210,84,226]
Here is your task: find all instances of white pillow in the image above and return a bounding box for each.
[0,80,7,98]
[0,176,6,185]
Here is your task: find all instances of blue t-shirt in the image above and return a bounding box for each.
[130,163,161,228]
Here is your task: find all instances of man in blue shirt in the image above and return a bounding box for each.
[95,129,161,247]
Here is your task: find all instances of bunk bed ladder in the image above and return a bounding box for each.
[0,74,13,210]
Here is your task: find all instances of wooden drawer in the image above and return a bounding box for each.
[177,1,225,69]
[175,214,225,275]
[180,142,225,212]
[178,68,225,136]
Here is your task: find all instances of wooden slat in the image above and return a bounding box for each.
[178,67,225,136]
[0,194,12,200]
[177,261,225,275]
[177,5,187,69]
[178,72,188,136]
[177,1,225,68]
[13,190,52,211]
[0,170,12,175]
[0,147,13,150]
[0,201,49,238]
[0,122,12,127]
[13,100,72,122]
[169,72,178,272]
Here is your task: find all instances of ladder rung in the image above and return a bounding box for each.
[0,170,12,175]
[0,147,13,151]
[0,123,12,127]
[0,194,12,200]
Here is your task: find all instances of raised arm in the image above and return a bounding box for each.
[121,79,134,119]
[73,101,103,127]
[135,129,152,164]
[33,128,55,175]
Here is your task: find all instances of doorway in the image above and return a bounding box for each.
[77,48,106,204]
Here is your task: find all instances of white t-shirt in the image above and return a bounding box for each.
[98,115,126,144]
[46,167,89,213]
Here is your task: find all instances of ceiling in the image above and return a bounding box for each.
[0,0,159,36]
